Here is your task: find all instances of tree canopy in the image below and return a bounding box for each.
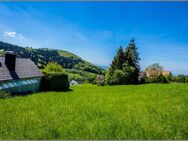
[105,39,140,85]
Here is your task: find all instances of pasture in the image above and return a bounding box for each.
[0,84,188,139]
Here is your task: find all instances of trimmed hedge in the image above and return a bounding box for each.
[41,72,69,91]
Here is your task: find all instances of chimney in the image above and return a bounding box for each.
[5,51,16,71]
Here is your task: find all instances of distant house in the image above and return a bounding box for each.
[145,70,171,77]
[69,80,79,86]
[162,71,171,77]
[97,74,105,86]
[0,51,43,94]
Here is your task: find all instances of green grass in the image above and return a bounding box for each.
[57,50,81,59]
[0,84,188,139]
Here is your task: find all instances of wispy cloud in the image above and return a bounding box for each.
[3,31,17,37]
[3,31,25,39]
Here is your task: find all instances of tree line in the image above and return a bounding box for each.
[102,39,188,85]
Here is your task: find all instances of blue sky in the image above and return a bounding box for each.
[0,2,188,75]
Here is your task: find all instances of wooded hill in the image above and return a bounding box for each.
[0,41,103,74]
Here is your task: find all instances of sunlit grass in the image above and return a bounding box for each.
[0,83,188,139]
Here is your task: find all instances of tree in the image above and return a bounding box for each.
[124,39,140,83]
[43,62,64,73]
[122,62,136,84]
[145,63,163,77]
[111,46,125,71]
[175,74,186,83]
[105,69,125,85]
[105,39,141,85]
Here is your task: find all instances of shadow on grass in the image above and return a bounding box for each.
[0,88,73,99]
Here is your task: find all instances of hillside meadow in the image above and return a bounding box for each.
[0,84,188,140]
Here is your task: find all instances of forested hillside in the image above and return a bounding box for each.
[0,41,103,74]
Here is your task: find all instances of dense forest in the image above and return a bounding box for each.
[0,41,103,74]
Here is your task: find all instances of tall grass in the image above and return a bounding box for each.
[0,83,188,139]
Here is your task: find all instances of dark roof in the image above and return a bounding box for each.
[0,57,43,81]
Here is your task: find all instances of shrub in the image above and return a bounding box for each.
[43,62,64,73]
[160,76,169,83]
[105,69,125,85]
[145,76,169,83]
[41,72,69,91]
[174,74,186,83]
[0,91,11,99]
[185,77,188,83]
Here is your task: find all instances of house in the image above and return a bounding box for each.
[69,80,83,86]
[69,80,79,86]
[97,74,105,86]
[0,51,43,94]
[145,70,171,78]
[162,71,171,77]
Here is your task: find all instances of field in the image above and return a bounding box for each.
[0,84,188,139]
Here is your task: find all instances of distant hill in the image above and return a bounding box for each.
[0,41,103,74]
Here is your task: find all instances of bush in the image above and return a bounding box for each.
[175,74,186,83]
[160,76,169,83]
[41,72,69,91]
[145,76,169,83]
[185,77,188,83]
[105,69,125,85]
[43,62,64,73]
[0,91,11,99]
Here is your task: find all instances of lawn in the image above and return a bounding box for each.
[0,84,188,139]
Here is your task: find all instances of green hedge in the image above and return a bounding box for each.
[145,76,169,83]
[41,72,69,91]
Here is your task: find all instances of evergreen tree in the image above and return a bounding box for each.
[111,46,125,71]
[105,39,140,85]
[124,38,140,83]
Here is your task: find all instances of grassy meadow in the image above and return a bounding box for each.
[0,84,188,139]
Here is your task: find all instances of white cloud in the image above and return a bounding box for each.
[3,31,17,37]
[3,31,25,39]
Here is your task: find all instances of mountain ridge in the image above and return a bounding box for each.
[0,41,103,74]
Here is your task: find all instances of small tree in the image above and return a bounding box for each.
[145,63,163,77]
[105,39,140,85]
[111,46,125,70]
[124,39,140,83]
[122,62,136,84]
[176,74,186,83]
[43,62,64,73]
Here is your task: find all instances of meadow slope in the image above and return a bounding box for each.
[0,84,188,139]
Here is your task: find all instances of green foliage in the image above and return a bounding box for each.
[43,62,64,73]
[106,39,140,85]
[145,63,163,77]
[124,38,140,75]
[105,62,137,85]
[172,74,186,83]
[0,41,103,74]
[0,91,11,99]
[111,46,125,70]
[122,62,137,84]
[41,72,69,91]
[145,76,169,83]
[0,84,188,139]
[105,69,125,85]
[65,69,97,84]
[41,62,69,91]
[185,76,188,83]
[0,49,4,56]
